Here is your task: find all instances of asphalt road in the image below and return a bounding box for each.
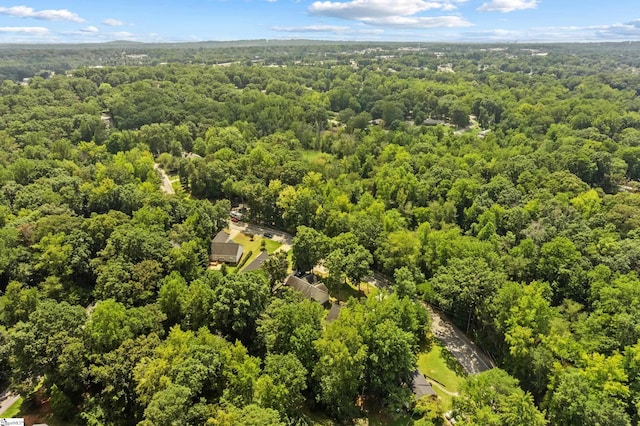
[427,305,494,375]
[154,163,175,195]
[0,389,20,417]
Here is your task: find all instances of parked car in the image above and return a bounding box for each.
[263,232,273,238]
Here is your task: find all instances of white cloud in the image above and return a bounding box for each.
[477,0,538,13]
[362,15,471,28]
[273,25,352,32]
[310,0,465,19]
[102,18,125,26]
[0,6,84,22]
[80,26,99,33]
[308,0,471,28]
[0,26,48,34]
[272,24,385,34]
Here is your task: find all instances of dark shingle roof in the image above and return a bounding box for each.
[284,275,330,304]
[213,230,231,243]
[411,370,437,398]
[210,231,243,263]
[242,251,270,272]
[211,242,242,257]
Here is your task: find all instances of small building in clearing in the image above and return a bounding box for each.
[411,370,437,398]
[210,231,243,264]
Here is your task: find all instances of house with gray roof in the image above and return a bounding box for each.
[284,274,330,305]
[210,231,243,264]
[411,370,437,398]
[242,251,269,272]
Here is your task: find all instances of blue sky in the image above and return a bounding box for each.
[0,1,639,43]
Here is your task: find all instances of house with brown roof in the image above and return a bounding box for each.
[210,231,243,264]
[284,274,330,305]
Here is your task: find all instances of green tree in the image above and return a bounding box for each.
[291,226,329,273]
[255,353,307,418]
[211,271,271,343]
[454,369,545,426]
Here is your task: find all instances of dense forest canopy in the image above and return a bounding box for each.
[1,41,640,425]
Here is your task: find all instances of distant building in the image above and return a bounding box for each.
[210,231,243,264]
[411,370,437,398]
[423,118,447,126]
[284,274,330,305]
[478,129,492,139]
[242,251,269,272]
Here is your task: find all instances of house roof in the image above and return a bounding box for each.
[211,242,242,257]
[210,231,243,261]
[213,231,231,243]
[243,251,270,272]
[285,274,330,304]
[411,370,437,398]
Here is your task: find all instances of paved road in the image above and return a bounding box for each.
[154,163,175,195]
[0,389,20,417]
[428,305,494,375]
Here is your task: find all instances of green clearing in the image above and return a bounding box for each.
[417,341,466,410]
[332,280,379,303]
[301,150,333,162]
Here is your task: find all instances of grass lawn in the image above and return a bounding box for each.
[417,341,466,410]
[230,232,282,271]
[1,396,23,418]
[301,150,333,162]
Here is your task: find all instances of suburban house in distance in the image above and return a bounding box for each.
[210,231,243,264]
[284,274,330,305]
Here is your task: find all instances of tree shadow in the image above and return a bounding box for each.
[438,343,467,378]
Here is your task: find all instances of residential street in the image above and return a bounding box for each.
[0,388,20,417]
[154,163,175,195]
[427,305,494,375]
